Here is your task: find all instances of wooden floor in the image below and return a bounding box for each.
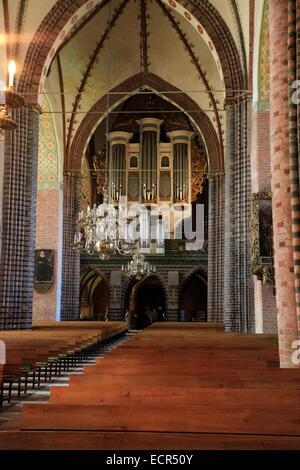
[1,322,300,450]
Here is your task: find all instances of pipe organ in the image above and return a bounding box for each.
[108,118,194,205]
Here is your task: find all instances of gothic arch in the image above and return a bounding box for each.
[69,71,223,172]
[179,266,208,320]
[121,271,169,313]
[180,266,208,290]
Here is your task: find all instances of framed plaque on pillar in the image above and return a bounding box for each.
[251,189,273,284]
[34,249,54,293]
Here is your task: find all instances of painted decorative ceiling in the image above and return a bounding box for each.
[37,93,59,189]
[1,0,250,168]
[258,0,270,102]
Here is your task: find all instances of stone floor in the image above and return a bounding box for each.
[0,331,137,431]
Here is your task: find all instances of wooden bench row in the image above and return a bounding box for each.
[0,322,127,405]
[17,322,300,448]
[0,321,293,449]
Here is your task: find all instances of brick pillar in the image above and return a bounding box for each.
[207,176,217,320]
[60,174,80,321]
[288,0,300,330]
[269,0,298,367]
[224,99,252,332]
[224,105,237,330]
[0,106,39,330]
[208,174,224,322]
[217,174,225,322]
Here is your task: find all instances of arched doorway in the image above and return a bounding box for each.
[125,276,166,329]
[91,279,110,320]
[180,271,207,322]
[80,270,109,320]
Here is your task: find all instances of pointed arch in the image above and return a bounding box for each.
[69,71,223,172]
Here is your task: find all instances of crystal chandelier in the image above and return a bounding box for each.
[73,189,136,260]
[122,249,156,280]
[73,3,136,261]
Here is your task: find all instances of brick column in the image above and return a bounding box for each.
[217,174,225,322]
[224,99,252,332]
[269,0,298,367]
[207,176,217,320]
[224,105,237,330]
[288,0,300,331]
[207,174,224,322]
[60,174,80,321]
[0,106,39,330]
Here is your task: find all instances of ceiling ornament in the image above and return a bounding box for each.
[191,144,207,201]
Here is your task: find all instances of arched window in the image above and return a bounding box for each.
[161,156,170,167]
[130,156,138,168]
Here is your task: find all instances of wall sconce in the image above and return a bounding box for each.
[0,60,25,141]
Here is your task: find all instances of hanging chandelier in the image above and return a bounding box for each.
[73,2,137,261]
[73,188,136,260]
[122,249,156,280]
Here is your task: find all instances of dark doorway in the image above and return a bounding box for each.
[125,276,166,329]
[80,272,109,320]
[92,279,110,320]
[180,272,207,321]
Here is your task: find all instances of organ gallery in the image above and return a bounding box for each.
[0,0,299,452]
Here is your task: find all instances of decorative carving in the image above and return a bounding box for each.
[92,148,106,195]
[111,115,137,133]
[163,111,191,132]
[251,188,273,283]
[191,144,207,201]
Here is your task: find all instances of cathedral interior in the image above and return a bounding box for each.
[0,0,300,451]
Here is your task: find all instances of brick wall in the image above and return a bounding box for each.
[254,281,277,333]
[82,257,208,322]
[251,103,277,333]
[33,188,62,322]
[251,104,271,193]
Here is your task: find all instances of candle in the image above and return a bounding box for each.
[8,60,16,87]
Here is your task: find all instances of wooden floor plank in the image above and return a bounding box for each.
[2,430,300,450]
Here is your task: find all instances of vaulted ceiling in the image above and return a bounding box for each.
[0,0,252,169]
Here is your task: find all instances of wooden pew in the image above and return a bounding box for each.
[20,402,300,436]
[49,384,300,408]
[3,430,300,450]
[16,322,300,449]
[0,322,127,397]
